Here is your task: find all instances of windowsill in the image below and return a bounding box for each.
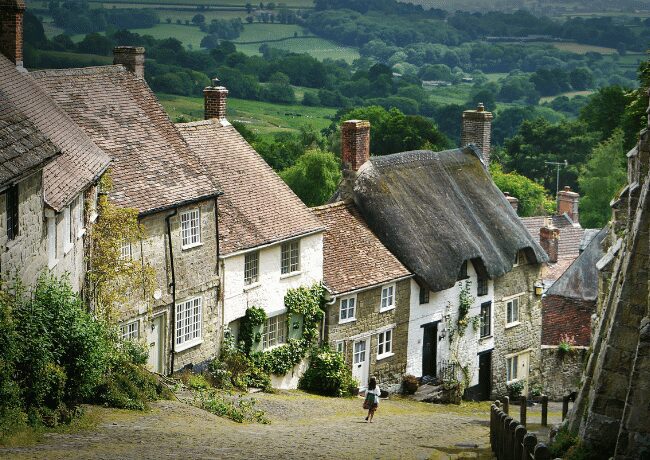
[77,228,86,239]
[64,242,73,255]
[262,342,287,352]
[479,334,493,341]
[280,271,302,280]
[174,337,202,353]
[339,317,356,325]
[505,321,520,329]
[48,259,59,270]
[506,378,520,384]
[379,305,395,313]
[376,352,394,361]
[477,293,488,297]
[243,282,261,292]
[5,236,22,250]
[182,241,203,251]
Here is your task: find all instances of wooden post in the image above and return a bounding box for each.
[504,416,513,460]
[533,443,551,460]
[504,395,510,414]
[508,420,519,460]
[515,425,527,460]
[520,395,527,426]
[523,433,538,459]
[562,395,570,421]
[541,395,548,427]
[500,412,508,459]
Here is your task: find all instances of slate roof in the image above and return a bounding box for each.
[546,228,607,300]
[177,119,323,255]
[0,97,59,189]
[31,65,220,214]
[349,147,548,293]
[312,201,411,295]
[0,55,110,211]
[520,214,585,260]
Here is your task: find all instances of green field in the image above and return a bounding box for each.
[539,90,594,103]
[425,84,473,106]
[131,23,207,48]
[157,93,336,136]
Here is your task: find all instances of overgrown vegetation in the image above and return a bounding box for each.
[0,276,169,444]
[298,347,357,396]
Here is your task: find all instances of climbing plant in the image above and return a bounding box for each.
[239,306,266,354]
[86,172,156,320]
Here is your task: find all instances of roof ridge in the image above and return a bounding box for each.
[30,65,125,78]
[311,199,352,211]
[176,119,215,128]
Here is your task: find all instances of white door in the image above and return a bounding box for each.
[147,315,164,374]
[518,352,530,395]
[352,338,370,388]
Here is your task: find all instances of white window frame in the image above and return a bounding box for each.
[47,212,58,269]
[120,320,139,341]
[506,296,520,327]
[335,341,345,354]
[180,208,201,249]
[63,205,73,254]
[377,328,393,360]
[244,251,260,286]
[380,283,396,312]
[262,313,287,350]
[480,301,492,338]
[506,355,519,382]
[280,240,300,275]
[120,240,132,260]
[175,296,202,352]
[339,295,356,324]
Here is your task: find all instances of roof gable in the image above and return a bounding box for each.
[177,120,323,255]
[351,147,548,292]
[31,65,220,214]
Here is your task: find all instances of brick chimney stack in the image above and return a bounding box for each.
[461,103,493,164]
[204,77,229,121]
[341,120,370,172]
[113,46,145,78]
[540,225,559,263]
[557,186,580,224]
[0,0,26,67]
[503,192,519,214]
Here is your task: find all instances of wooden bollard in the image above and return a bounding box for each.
[533,443,551,460]
[515,425,527,460]
[520,395,527,426]
[562,395,570,421]
[504,395,510,414]
[541,395,548,427]
[523,433,538,459]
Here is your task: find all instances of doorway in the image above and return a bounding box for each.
[422,322,438,377]
[147,314,164,374]
[352,338,369,388]
[477,350,492,401]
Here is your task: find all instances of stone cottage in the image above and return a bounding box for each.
[334,117,547,400]
[0,5,111,293]
[176,82,324,388]
[32,49,223,375]
[312,200,412,389]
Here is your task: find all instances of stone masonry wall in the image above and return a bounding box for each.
[492,257,543,398]
[539,347,587,400]
[326,278,411,386]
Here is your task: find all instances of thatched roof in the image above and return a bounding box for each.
[350,146,548,292]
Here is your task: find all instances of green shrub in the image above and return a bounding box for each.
[194,391,270,424]
[298,347,357,397]
[549,425,579,458]
[187,374,210,391]
[402,374,419,395]
[507,381,525,399]
[94,363,171,410]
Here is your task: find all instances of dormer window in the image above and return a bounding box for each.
[457,261,468,280]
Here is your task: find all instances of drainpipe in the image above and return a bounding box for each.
[165,208,178,375]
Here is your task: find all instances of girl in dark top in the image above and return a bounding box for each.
[364,377,380,423]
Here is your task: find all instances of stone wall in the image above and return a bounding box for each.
[492,257,543,398]
[542,295,595,347]
[539,346,587,400]
[326,278,411,386]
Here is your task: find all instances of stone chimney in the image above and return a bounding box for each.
[113,46,145,78]
[204,78,229,121]
[0,0,26,67]
[557,186,580,224]
[503,192,519,214]
[461,103,493,164]
[540,225,559,263]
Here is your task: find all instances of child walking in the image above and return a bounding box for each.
[364,377,380,423]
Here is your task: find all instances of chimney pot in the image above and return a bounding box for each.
[204,79,228,120]
[540,226,559,263]
[0,0,26,67]
[113,46,145,78]
[461,104,493,165]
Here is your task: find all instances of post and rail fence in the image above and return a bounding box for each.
[490,399,553,460]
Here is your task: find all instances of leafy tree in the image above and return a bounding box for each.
[489,163,554,217]
[77,32,114,56]
[578,130,627,228]
[579,86,629,142]
[280,149,341,206]
[261,72,296,104]
[191,14,205,25]
[569,67,593,91]
[302,92,320,106]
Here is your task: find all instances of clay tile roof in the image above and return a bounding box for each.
[31,65,220,214]
[0,55,110,211]
[0,97,59,188]
[312,200,412,295]
[348,147,548,292]
[177,120,323,255]
[520,214,585,260]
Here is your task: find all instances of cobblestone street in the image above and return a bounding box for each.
[0,392,497,460]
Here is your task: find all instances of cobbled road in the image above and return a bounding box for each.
[0,391,494,460]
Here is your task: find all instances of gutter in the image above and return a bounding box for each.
[165,208,178,375]
[219,227,326,259]
[139,191,223,218]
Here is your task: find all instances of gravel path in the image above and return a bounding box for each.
[0,392,494,460]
